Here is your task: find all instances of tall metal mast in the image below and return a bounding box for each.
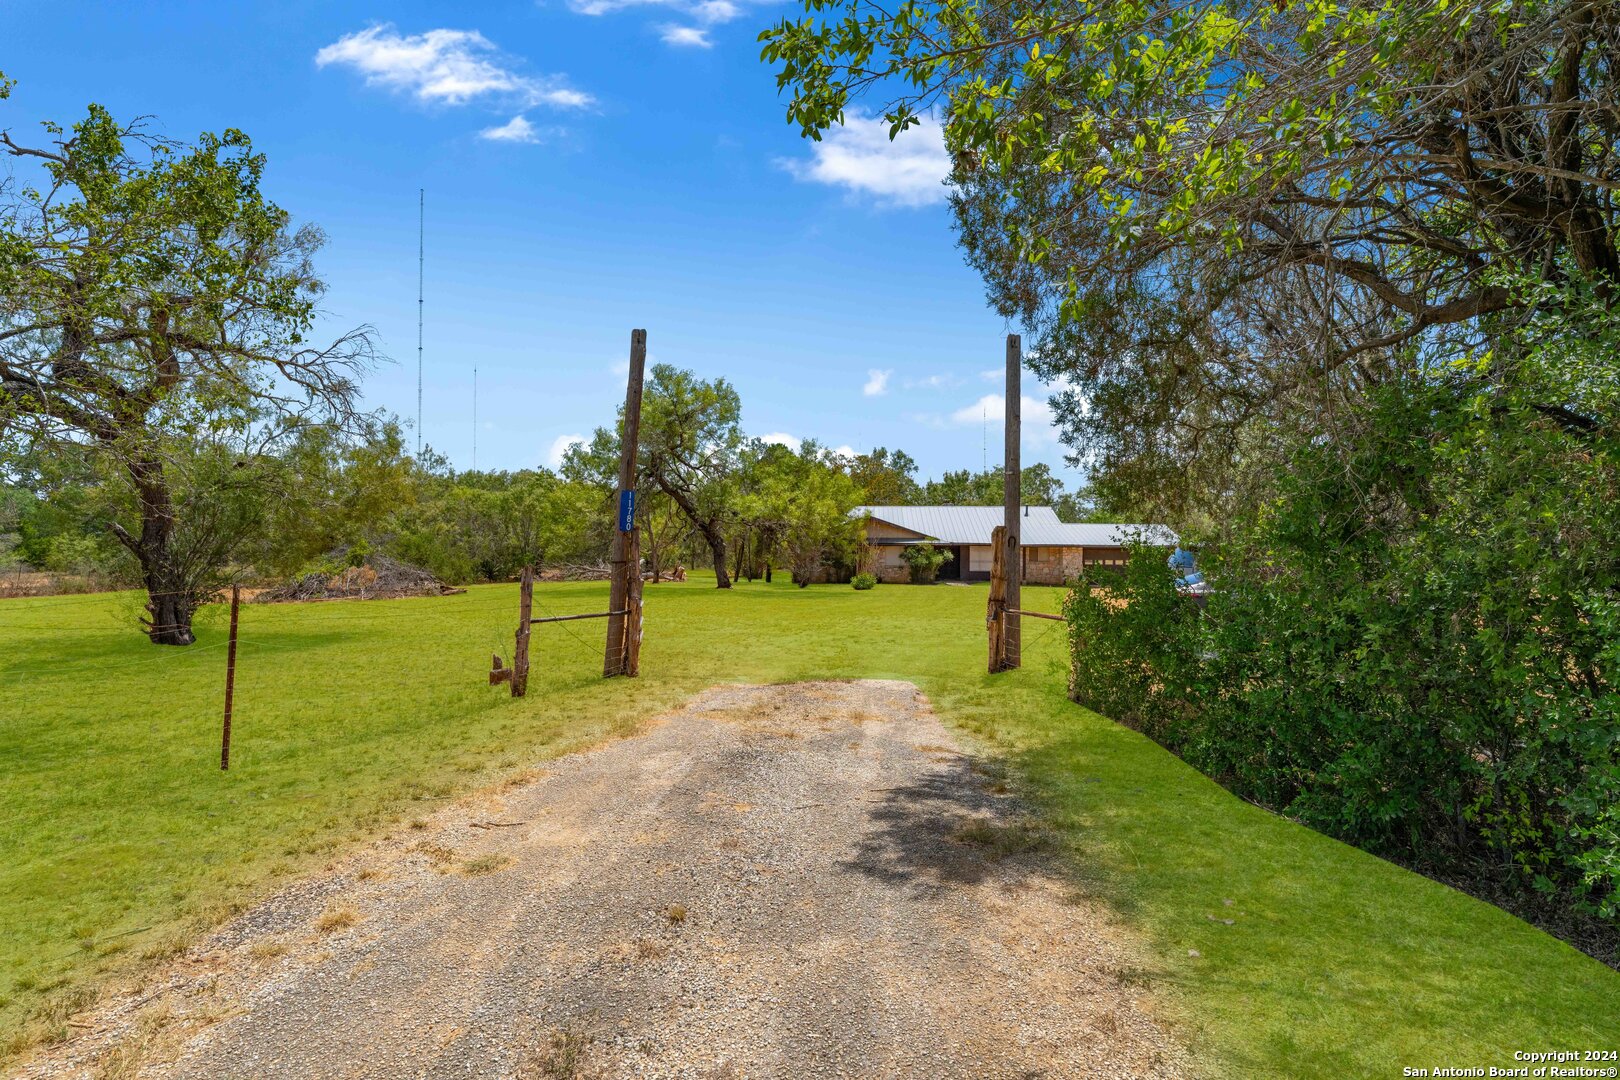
[473,366,478,472]
[416,188,424,458]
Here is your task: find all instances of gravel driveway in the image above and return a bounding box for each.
[16,680,1187,1079]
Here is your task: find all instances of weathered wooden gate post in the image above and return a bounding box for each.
[987,525,1007,672]
[512,565,533,697]
[604,329,647,677]
[624,526,644,676]
[221,584,240,769]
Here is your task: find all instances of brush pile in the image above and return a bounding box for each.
[256,551,463,602]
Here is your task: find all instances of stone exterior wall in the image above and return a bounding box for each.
[867,545,912,584]
[1022,545,1129,585]
[853,543,1133,585]
[1023,545,1077,586]
[853,527,1134,587]
[861,520,927,584]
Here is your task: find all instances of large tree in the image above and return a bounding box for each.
[0,96,376,642]
[738,439,864,584]
[919,462,1069,507]
[844,446,921,504]
[565,364,745,587]
[763,1,1620,514]
[641,366,746,588]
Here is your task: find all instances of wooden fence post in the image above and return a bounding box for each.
[625,526,643,677]
[221,585,240,770]
[1003,333,1022,671]
[513,566,533,698]
[988,525,1007,672]
[605,329,647,677]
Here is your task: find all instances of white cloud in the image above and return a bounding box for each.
[659,25,712,47]
[948,393,1059,444]
[759,432,802,451]
[778,110,950,208]
[316,26,592,109]
[547,434,585,467]
[480,115,542,142]
[862,368,891,396]
[831,444,858,459]
[572,0,741,21]
[903,373,964,391]
[692,0,740,20]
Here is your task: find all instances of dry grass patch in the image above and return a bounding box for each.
[502,768,544,791]
[90,1002,177,1080]
[664,904,687,926]
[410,841,458,868]
[520,1023,602,1080]
[314,905,359,934]
[458,854,513,877]
[247,940,289,961]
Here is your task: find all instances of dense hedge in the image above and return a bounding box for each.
[1066,381,1620,949]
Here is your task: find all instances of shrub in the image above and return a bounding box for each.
[900,542,952,584]
[345,539,372,568]
[851,572,877,591]
[1067,376,1620,945]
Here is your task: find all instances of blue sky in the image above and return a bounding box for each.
[2,0,1079,486]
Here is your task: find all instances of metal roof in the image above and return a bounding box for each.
[854,506,1176,547]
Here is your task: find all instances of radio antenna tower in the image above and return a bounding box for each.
[416,188,424,458]
[473,366,478,472]
[982,404,988,473]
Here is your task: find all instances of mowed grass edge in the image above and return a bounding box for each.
[0,576,1615,1075]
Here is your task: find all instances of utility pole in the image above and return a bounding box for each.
[604,330,647,677]
[1003,333,1022,669]
[989,335,1023,672]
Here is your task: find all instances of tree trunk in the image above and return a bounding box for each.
[707,525,732,589]
[653,475,731,588]
[641,510,663,583]
[111,458,197,646]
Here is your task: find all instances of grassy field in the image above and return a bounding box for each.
[2,575,1616,1074]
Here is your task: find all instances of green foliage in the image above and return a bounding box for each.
[39,534,108,578]
[1068,362,1620,939]
[388,468,595,584]
[845,446,921,504]
[253,422,416,577]
[740,439,864,586]
[0,99,376,641]
[919,462,1069,508]
[900,541,952,583]
[851,571,877,590]
[764,0,1620,535]
[569,364,746,586]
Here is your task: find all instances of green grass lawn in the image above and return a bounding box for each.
[1,575,1615,1074]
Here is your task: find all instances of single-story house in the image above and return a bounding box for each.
[856,505,1176,586]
